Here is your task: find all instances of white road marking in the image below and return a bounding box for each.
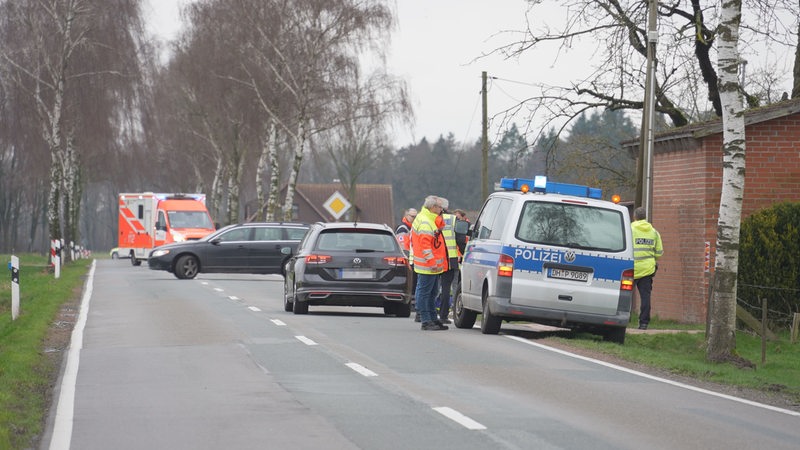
[229,296,240,301]
[213,288,224,292]
[295,335,318,346]
[345,362,378,377]
[49,260,96,450]
[248,306,261,312]
[433,407,487,430]
[201,281,209,285]
[270,319,286,326]
[504,335,800,417]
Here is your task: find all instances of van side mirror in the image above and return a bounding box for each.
[454,219,470,235]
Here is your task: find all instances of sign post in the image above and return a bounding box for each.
[10,255,19,320]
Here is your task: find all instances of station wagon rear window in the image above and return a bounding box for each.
[516,201,626,252]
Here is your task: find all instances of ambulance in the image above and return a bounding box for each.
[456,176,634,343]
[118,193,216,265]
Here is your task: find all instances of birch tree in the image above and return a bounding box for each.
[1,0,146,254]
[706,0,748,363]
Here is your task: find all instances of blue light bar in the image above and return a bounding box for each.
[499,177,603,199]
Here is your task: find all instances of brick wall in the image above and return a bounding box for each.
[649,111,800,323]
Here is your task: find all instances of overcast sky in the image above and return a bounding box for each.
[143,0,588,147]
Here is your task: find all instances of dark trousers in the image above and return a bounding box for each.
[437,269,458,321]
[634,275,654,326]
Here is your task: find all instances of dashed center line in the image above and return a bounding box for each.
[248,306,261,312]
[228,296,240,301]
[345,362,378,377]
[433,407,487,430]
[270,319,286,326]
[295,335,317,346]
[213,288,224,292]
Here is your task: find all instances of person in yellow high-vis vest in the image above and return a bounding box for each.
[632,207,663,330]
[437,208,461,324]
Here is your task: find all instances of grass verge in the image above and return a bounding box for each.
[553,326,800,407]
[0,254,91,449]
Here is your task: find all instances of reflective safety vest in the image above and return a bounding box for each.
[411,207,447,275]
[395,217,413,256]
[441,214,460,271]
[632,219,663,279]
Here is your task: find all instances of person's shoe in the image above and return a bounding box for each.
[638,324,648,330]
[421,321,448,331]
[414,313,421,323]
[439,318,452,324]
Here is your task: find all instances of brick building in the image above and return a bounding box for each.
[270,183,396,226]
[640,99,800,323]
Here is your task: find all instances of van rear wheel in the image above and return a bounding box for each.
[603,326,626,344]
[480,289,501,334]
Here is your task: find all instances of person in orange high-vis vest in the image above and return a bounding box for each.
[411,195,448,330]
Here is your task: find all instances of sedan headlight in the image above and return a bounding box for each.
[151,249,170,258]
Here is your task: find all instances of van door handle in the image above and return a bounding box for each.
[558,295,573,301]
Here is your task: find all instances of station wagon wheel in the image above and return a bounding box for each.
[174,255,199,280]
[293,298,308,314]
[394,302,411,318]
[480,287,501,334]
[453,286,477,329]
[283,280,294,312]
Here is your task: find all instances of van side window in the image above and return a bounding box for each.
[490,199,512,240]
[474,197,512,240]
[474,198,499,240]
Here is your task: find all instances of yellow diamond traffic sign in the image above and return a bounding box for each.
[323,191,351,220]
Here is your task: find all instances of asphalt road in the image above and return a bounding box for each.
[41,260,800,449]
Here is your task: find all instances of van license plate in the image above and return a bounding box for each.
[549,268,589,282]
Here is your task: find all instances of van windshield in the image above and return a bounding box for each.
[167,210,214,229]
[516,201,626,252]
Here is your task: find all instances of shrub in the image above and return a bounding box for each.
[737,201,800,330]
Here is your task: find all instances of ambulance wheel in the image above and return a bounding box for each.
[131,255,141,266]
[480,288,501,335]
[174,255,199,279]
[453,287,477,329]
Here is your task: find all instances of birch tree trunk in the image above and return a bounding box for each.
[282,114,308,222]
[707,0,746,362]
[256,121,275,221]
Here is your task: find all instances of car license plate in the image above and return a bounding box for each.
[549,268,589,282]
[340,269,374,279]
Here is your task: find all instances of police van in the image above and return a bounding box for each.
[455,176,634,343]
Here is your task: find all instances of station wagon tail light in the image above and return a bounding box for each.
[384,256,408,266]
[498,254,514,277]
[306,254,331,264]
[620,269,634,291]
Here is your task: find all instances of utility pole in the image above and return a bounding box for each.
[637,0,658,220]
[481,71,489,202]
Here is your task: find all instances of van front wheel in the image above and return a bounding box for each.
[453,287,477,329]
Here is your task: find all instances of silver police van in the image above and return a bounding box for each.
[455,176,634,343]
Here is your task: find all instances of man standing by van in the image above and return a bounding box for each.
[411,196,448,331]
[632,207,663,330]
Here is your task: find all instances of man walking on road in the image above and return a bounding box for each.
[632,206,663,330]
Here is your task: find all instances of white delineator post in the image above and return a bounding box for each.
[10,255,20,320]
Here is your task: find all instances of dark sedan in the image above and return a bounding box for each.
[148,222,309,279]
[283,222,412,316]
